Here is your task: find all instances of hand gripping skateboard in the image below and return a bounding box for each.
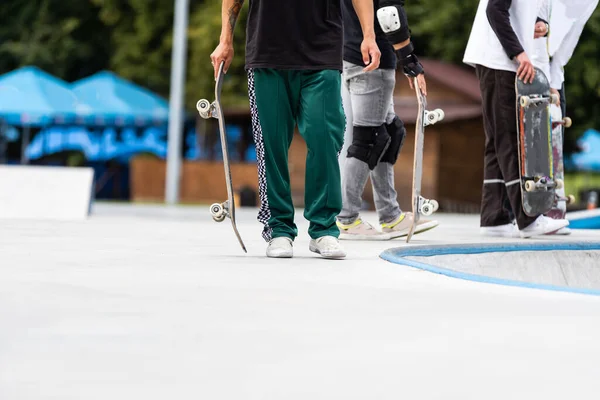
[406,78,444,243]
[547,103,575,220]
[515,67,562,217]
[196,61,247,253]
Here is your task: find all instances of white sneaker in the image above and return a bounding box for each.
[309,236,347,259]
[266,237,293,258]
[480,222,519,238]
[519,215,569,238]
[545,226,572,236]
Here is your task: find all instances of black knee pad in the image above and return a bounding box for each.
[380,116,406,164]
[347,125,391,170]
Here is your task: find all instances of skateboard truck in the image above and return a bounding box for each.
[210,201,229,222]
[523,177,563,192]
[519,93,560,108]
[424,109,445,126]
[552,117,572,129]
[417,196,439,217]
[197,99,216,119]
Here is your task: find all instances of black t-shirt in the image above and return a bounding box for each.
[341,0,397,70]
[245,0,344,70]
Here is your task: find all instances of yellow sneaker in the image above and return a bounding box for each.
[336,218,392,241]
[381,212,439,239]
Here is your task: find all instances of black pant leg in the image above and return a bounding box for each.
[559,83,567,118]
[493,69,537,230]
[476,65,512,227]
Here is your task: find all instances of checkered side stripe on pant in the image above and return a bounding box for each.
[247,69,273,242]
[338,98,346,160]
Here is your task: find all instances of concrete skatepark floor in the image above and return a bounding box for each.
[1,203,600,399]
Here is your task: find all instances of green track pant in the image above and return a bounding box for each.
[247,68,345,242]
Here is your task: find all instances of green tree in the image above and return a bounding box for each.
[404,1,479,64]
[0,0,111,81]
[559,13,600,154]
[91,0,178,97]
[187,0,250,109]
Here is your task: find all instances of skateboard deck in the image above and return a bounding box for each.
[547,103,574,220]
[406,78,443,243]
[515,67,561,217]
[196,61,247,253]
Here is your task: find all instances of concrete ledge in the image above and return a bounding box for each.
[380,242,600,297]
[0,165,94,220]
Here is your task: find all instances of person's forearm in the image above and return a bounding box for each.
[393,38,411,51]
[486,0,524,59]
[220,0,245,43]
[352,0,376,39]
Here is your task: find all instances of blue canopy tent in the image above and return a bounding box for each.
[0,66,88,126]
[71,71,169,126]
[570,129,600,172]
[0,66,89,162]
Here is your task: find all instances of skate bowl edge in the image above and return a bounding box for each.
[380,242,600,297]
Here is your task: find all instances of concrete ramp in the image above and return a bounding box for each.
[381,243,600,296]
[0,165,94,220]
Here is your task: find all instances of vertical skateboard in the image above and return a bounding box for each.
[196,61,247,253]
[515,67,562,217]
[547,103,575,220]
[406,78,444,243]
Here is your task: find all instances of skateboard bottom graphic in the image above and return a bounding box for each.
[547,103,575,221]
[515,67,560,217]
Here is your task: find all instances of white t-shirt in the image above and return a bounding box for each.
[532,0,551,80]
[547,0,598,89]
[463,0,538,72]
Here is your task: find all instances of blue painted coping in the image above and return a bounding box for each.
[380,242,600,297]
[569,215,600,230]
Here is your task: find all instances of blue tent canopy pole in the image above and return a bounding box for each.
[21,126,30,164]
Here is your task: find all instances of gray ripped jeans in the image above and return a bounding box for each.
[337,61,402,225]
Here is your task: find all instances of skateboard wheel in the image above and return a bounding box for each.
[210,203,225,220]
[567,194,576,204]
[426,111,439,125]
[197,99,211,119]
[421,203,434,216]
[435,109,445,121]
[525,180,536,192]
[520,96,531,108]
[430,199,439,212]
[550,93,560,105]
[555,179,564,190]
[563,117,572,128]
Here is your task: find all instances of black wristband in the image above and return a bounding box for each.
[395,42,415,60]
[395,42,424,77]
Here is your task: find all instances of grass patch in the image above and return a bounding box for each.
[565,172,600,204]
